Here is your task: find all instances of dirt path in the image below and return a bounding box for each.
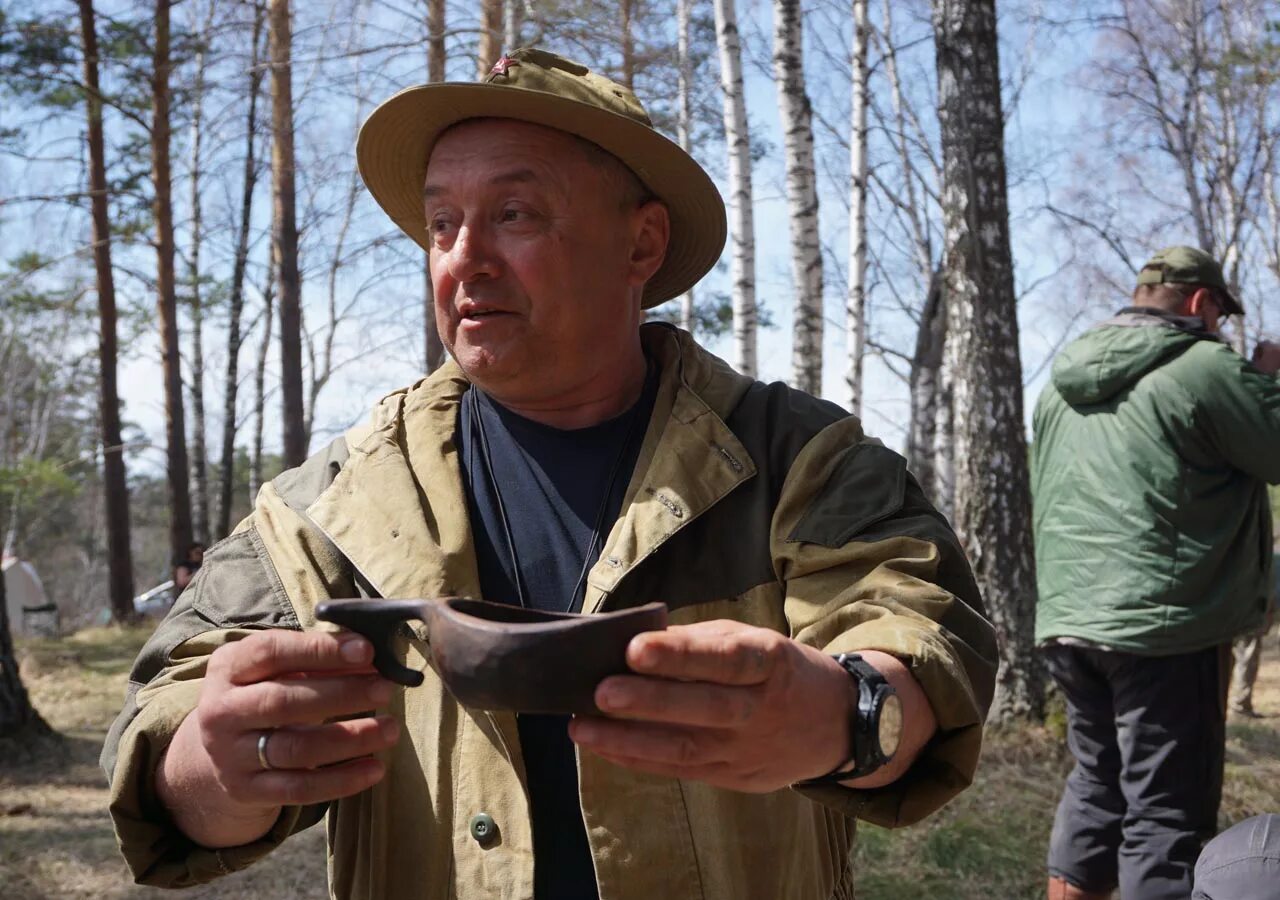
[1,627,329,900]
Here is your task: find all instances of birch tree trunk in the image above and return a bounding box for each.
[845,0,870,414]
[503,0,523,50]
[773,0,824,395]
[79,0,135,622]
[424,0,447,374]
[269,0,307,468]
[907,268,946,505]
[480,0,502,75]
[714,0,757,376]
[620,0,636,92]
[676,0,695,333]
[932,0,1041,722]
[215,0,266,539]
[187,2,214,545]
[152,0,194,564]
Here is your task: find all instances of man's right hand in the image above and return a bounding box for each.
[1252,340,1280,375]
[155,629,400,849]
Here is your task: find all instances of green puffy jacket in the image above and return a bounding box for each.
[1032,308,1280,654]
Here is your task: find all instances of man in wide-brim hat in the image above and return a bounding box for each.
[103,48,997,899]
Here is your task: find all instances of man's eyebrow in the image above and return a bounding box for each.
[423,168,541,200]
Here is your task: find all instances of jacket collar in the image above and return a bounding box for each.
[306,324,758,611]
[1106,305,1223,342]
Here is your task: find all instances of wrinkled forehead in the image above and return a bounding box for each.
[426,117,597,166]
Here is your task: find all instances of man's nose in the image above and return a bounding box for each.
[446,223,499,282]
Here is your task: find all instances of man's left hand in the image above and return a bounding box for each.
[568,620,932,793]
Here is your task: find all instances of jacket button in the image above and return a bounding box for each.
[469,812,497,846]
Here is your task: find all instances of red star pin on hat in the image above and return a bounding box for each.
[489,55,519,77]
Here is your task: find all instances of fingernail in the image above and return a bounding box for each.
[571,721,597,744]
[340,636,370,663]
[368,680,394,704]
[379,716,400,741]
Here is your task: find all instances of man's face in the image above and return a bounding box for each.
[423,119,664,401]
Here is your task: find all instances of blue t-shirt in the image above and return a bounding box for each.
[458,367,657,899]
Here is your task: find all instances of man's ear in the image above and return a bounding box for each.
[1186,287,1211,318]
[628,200,670,286]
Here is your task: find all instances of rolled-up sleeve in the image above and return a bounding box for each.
[773,420,998,827]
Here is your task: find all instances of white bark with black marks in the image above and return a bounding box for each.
[773,0,823,394]
[714,0,757,376]
[677,0,696,333]
[845,0,870,414]
[932,0,1041,721]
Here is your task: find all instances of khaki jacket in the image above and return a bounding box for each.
[103,325,997,900]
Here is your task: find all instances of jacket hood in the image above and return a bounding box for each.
[1051,308,1217,406]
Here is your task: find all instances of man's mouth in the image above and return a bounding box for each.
[459,302,512,320]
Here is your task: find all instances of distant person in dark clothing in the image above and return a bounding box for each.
[1229,547,1279,718]
[173,542,205,593]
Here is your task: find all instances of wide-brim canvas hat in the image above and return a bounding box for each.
[357,47,727,310]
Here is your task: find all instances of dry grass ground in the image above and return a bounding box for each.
[1,626,327,900]
[2,625,1277,899]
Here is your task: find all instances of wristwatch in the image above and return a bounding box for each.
[798,652,903,786]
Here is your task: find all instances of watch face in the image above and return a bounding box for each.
[878,693,904,760]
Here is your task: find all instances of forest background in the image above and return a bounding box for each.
[0,0,1278,736]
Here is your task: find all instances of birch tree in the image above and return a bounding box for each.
[676,0,695,332]
[269,0,306,468]
[773,0,824,395]
[504,0,525,49]
[152,0,194,564]
[875,0,948,504]
[713,0,757,376]
[619,0,636,91]
[424,0,447,374]
[844,0,870,414]
[932,0,1041,721]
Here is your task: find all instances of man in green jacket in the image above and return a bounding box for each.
[1032,245,1280,900]
[102,49,998,899]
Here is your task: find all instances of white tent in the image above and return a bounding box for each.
[3,556,51,636]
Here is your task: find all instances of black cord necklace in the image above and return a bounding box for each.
[469,375,649,613]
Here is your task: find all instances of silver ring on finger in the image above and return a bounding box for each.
[257,730,276,771]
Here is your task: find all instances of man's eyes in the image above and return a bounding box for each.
[427,216,457,240]
[499,204,540,223]
[425,204,540,237]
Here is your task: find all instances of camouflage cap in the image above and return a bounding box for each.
[1136,246,1243,316]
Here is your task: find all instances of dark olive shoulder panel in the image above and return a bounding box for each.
[790,444,906,547]
[609,381,848,612]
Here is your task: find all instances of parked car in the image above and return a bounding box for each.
[133,580,175,618]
